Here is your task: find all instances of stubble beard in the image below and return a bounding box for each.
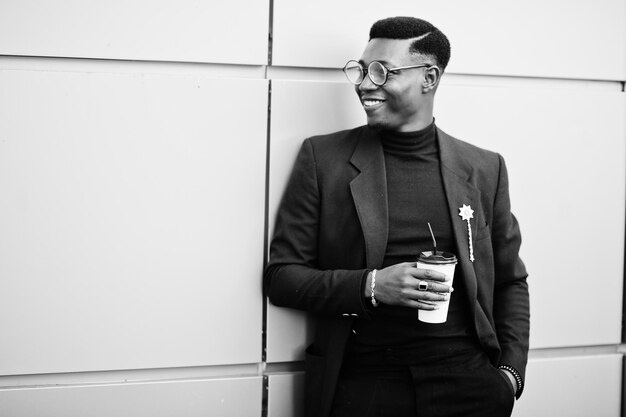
[365,112,387,131]
[366,116,394,132]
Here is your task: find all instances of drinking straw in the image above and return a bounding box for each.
[427,222,437,256]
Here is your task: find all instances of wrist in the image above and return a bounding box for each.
[498,365,522,396]
[364,270,372,298]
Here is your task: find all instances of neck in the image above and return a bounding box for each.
[398,99,435,132]
[396,113,434,132]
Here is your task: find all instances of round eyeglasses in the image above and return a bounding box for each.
[342,60,434,87]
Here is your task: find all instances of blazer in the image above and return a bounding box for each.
[265,125,529,417]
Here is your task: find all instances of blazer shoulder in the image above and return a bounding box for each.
[307,125,367,146]
[441,130,499,157]
[304,125,368,161]
[438,128,502,172]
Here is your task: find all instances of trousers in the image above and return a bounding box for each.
[330,341,515,417]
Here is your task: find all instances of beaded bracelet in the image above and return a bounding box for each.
[498,365,523,394]
[370,269,379,307]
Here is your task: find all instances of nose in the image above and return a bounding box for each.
[358,73,378,92]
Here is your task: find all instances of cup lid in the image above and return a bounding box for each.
[417,250,457,264]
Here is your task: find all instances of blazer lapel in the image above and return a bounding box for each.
[437,128,480,303]
[349,128,388,269]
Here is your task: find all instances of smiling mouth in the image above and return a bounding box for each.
[363,99,385,108]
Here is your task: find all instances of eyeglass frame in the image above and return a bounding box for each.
[342,60,438,87]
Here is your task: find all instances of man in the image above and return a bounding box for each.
[265,16,529,417]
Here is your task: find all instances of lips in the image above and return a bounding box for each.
[361,97,386,108]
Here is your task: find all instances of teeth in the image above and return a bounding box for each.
[363,99,384,107]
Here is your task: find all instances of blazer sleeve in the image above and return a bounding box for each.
[491,153,530,398]
[264,139,369,316]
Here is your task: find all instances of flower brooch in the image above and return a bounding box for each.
[458,204,475,262]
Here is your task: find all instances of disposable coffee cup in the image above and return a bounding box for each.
[416,251,457,323]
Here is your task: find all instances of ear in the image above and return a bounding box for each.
[422,65,441,93]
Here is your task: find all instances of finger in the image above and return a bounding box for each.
[405,289,450,302]
[411,279,452,293]
[412,267,449,282]
[405,299,440,310]
[421,281,453,293]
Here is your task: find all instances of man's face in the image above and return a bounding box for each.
[355,38,431,132]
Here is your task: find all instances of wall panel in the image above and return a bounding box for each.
[273,0,626,81]
[266,77,624,361]
[512,354,622,417]
[266,356,623,417]
[267,373,305,417]
[267,79,364,229]
[0,377,262,417]
[266,80,363,362]
[0,0,269,65]
[436,78,625,348]
[0,69,267,375]
[266,306,311,363]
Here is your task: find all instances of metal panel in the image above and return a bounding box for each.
[0,69,267,374]
[436,78,625,348]
[268,373,305,417]
[266,80,363,362]
[273,0,626,81]
[512,354,622,417]
[0,0,269,65]
[266,355,623,417]
[0,377,263,417]
[266,77,624,359]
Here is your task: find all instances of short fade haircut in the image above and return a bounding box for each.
[369,16,451,71]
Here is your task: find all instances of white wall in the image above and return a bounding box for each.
[1,1,625,416]
[0,1,268,415]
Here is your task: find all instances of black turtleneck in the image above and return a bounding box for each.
[380,122,453,267]
[350,122,475,355]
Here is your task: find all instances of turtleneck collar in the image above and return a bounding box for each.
[379,120,437,158]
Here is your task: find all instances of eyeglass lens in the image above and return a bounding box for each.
[343,61,388,86]
[343,61,364,84]
[367,62,387,85]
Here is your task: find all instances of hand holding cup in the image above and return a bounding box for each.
[366,262,453,311]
